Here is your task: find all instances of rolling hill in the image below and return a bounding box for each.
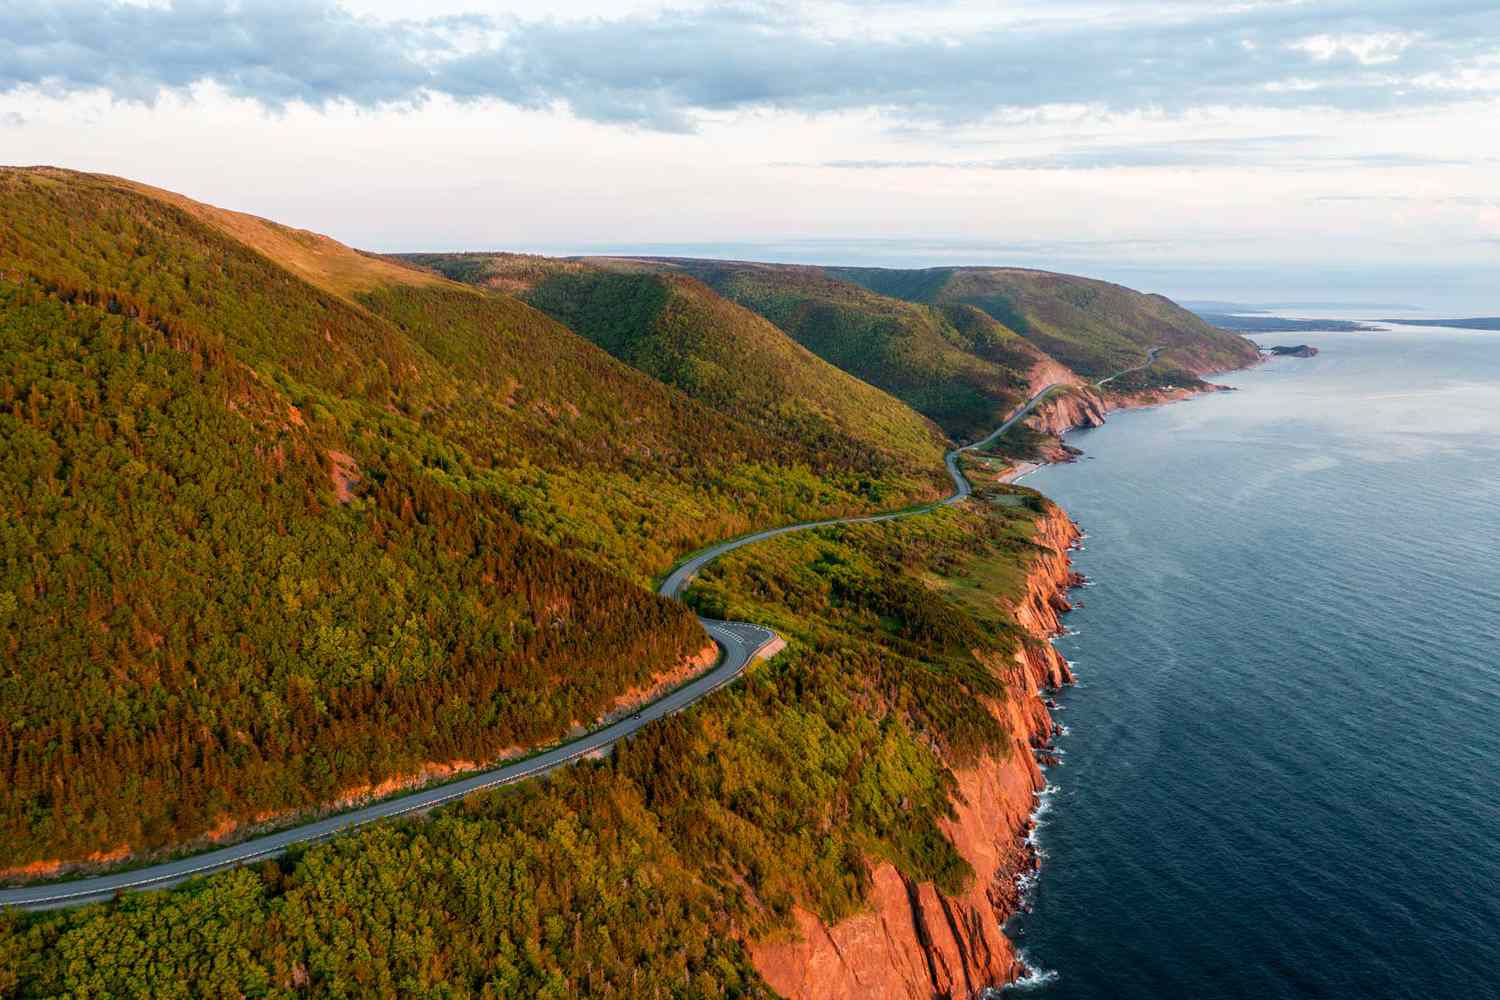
[830,264,1260,379]
[400,253,949,474]
[0,168,940,869]
[594,257,1071,442]
[0,169,1262,998]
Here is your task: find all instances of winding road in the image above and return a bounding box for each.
[0,353,1152,910]
[1096,346,1165,386]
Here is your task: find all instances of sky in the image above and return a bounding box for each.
[3,0,1498,311]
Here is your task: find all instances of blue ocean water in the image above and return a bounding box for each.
[1007,326,1500,999]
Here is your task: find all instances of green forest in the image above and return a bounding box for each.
[0,480,1060,998]
[0,169,940,866]
[632,260,1044,442]
[828,263,1260,379]
[0,167,1259,996]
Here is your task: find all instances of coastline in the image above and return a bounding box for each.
[0,376,1072,908]
[2,352,1251,991]
[750,504,1083,998]
[751,368,1251,997]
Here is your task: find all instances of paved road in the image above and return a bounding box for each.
[1095,346,1164,387]
[0,368,1112,911]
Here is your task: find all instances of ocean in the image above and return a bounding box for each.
[1006,325,1500,999]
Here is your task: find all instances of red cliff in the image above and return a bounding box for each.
[751,506,1081,998]
[1022,389,1108,462]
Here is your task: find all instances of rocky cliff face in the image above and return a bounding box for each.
[1025,389,1107,438]
[1021,389,1108,462]
[751,506,1081,999]
[1026,374,1246,465]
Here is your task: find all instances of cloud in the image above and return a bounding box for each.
[1312,194,1500,204]
[2,0,1499,130]
[0,111,24,127]
[780,136,1470,171]
[1,0,437,109]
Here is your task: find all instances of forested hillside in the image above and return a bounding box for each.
[0,168,939,868]
[0,481,1063,998]
[0,168,1267,996]
[400,253,949,472]
[830,264,1260,379]
[406,255,1255,447]
[612,258,1060,441]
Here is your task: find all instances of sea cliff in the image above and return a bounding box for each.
[751,506,1081,998]
[1022,388,1108,461]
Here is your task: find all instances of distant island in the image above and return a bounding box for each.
[1182,299,1420,313]
[1380,317,1500,331]
[1265,344,1320,358]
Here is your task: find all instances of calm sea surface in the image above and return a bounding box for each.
[1007,326,1500,999]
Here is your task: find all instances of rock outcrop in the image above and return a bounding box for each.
[751,506,1080,999]
[1021,388,1107,462]
[1025,388,1107,439]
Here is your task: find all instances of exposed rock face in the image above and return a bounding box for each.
[1021,389,1107,462]
[751,506,1080,999]
[1025,389,1107,438]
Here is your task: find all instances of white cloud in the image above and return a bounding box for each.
[3,2,1498,129]
[1290,32,1418,65]
[1,1,1496,310]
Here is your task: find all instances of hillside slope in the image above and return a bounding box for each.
[0,168,936,868]
[1,483,1080,1000]
[0,174,1248,998]
[831,264,1259,380]
[605,258,1068,442]
[400,253,949,474]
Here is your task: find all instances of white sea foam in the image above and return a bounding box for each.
[1057,724,1071,736]
[1029,783,1058,826]
[1004,952,1060,991]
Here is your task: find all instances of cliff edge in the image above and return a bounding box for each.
[751,505,1081,998]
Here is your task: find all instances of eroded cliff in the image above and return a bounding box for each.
[1021,389,1108,461]
[751,505,1081,999]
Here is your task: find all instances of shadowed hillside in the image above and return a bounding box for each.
[401,253,950,474]
[596,258,1068,442]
